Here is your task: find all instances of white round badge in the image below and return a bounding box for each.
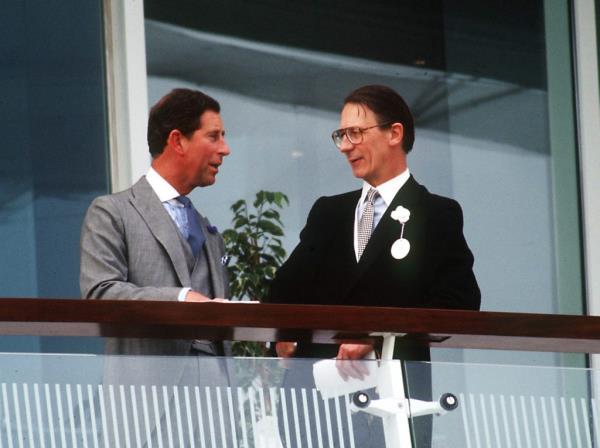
[391,238,410,260]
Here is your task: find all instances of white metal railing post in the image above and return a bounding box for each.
[377,334,414,448]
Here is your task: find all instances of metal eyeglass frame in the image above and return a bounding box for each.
[331,121,393,148]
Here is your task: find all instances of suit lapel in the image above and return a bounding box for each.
[339,191,361,269]
[353,176,423,281]
[129,178,192,287]
[334,191,364,298]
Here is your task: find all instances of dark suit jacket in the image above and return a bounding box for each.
[269,175,480,359]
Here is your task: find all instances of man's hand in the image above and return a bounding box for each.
[335,343,374,381]
[275,342,297,358]
[185,291,229,303]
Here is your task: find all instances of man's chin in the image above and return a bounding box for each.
[198,177,216,188]
[350,167,365,179]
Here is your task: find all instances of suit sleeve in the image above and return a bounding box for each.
[267,197,326,304]
[79,196,182,301]
[424,199,481,310]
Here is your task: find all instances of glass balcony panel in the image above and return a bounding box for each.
[0,353,406,447]
[1,353,598,447]
[405,360,595,447]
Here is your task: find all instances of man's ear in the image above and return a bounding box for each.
[166,129,186,155]
[388,122,404,147]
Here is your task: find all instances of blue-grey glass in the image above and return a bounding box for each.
[0,0,109,352]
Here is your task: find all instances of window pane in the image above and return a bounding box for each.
[0,0,109,352]
[144,0,582,328]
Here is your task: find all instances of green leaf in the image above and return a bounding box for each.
[274,192,289,207]
[257,220,283,236]
[253,191,266,208]
[234,217,249,228]
[231,199,246,213]
[225,190,289,300]
[262,210,280,220]
[268,245,286,259]
[260,253,277,264]
[222,229,237,239]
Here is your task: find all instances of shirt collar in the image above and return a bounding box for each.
[146,167,180,202]
[359,168,411,207]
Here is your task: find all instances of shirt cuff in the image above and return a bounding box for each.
[178,287,192,302]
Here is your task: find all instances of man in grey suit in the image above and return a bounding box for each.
[80,88,231,357]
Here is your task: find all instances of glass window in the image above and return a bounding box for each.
[144,0,582,365]
[0,0,109,351]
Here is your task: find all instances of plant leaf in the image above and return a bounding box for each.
[257,220,283,236]
[225,190,289,304]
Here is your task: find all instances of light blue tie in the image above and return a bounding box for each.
[176,196,206,257]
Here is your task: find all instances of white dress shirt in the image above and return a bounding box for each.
[353,169,410,260]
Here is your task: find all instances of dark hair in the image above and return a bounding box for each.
[344,85,415,153]
[147,88,221,157]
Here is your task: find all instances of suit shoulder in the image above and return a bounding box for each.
[88,188,132,210]
[419,193,466,234]
[312,189,361,209]
[84,189,137,230]
[416,184,461,210]
[305,190,360,221]
[427,193,461,209]
[325,189,362,201]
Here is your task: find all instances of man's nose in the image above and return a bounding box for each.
[220,140,231,156]
[339,135,354,152]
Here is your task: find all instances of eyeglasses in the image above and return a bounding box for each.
[331,122,392,148]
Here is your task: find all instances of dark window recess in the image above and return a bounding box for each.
[145,0,546,89]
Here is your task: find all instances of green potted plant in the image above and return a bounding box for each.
[222,191,289,356]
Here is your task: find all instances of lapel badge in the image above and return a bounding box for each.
[390,205,411,260]
[221,255,231,266]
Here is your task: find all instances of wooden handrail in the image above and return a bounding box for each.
[0,298,599,353]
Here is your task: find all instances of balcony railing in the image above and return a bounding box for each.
[0,298,598,447]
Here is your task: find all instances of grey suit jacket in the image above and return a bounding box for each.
[80,176,229,355]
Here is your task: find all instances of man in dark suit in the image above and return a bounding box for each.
[268,85,480,446]
[80,88,231,356]
[270,85,480,360]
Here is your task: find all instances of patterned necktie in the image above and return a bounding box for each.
[357,188,378,260]
[177,196,206,257]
